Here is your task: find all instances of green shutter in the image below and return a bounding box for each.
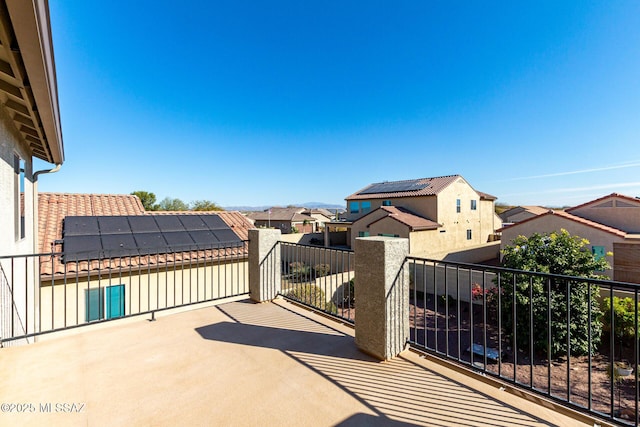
[592,246,605,261]
[106,285,125,319]
[85,288,104,322]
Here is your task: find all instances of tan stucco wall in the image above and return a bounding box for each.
[570,197,640,233]
[500,215,621,277]
[37,261,248,333]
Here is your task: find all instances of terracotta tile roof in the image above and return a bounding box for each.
[566,193,640,212]
[477,191,498,201]
[498,209,627,238]
[246,207,312,222]
[361,206,440,231]
[38,193,252,278]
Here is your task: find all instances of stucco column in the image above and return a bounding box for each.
[249,228,281,302]
[354,236,409,360]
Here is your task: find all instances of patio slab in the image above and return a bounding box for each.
[0,298,597,426]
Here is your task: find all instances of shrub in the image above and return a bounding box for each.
[309,237,324,246]
[288,262,310,282]
[602,296,640,348]
[286,284,336,313]
[314,263,331,277]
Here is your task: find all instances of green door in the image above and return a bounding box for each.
[106,285,125,319]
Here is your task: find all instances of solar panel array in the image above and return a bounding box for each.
[63,215,243,261]
[359,179,429,195]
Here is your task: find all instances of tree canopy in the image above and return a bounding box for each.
[157,197,189,211]
[131,190,158,211]
[190,200,224,211]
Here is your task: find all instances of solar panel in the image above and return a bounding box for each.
[132,232,167,250]
[63,235,102,260]
[63,216,99,236]
[212,229,241,244]
[359,180,429,195]
[128,216,160,233]
[188,230,219,245]
[153,215,185,232]
[98,216,131,234]
[200,215,227,230]
[101,234,137,256]
[163,231,195,250]
[178,215,208,230]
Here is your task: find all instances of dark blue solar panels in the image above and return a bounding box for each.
[128,216,160,233]
[63,216,99,236]
[63,235,102,260]
[153,215,185,232]
[201,215,227,230]
[213,229,242,244]
[163,232,195,249]
[178,215,208,230]
[62,213,242,261]
[132,233,167,250]
[188,230,218,245]
[101,234,137,256]
[359,180,429,195]
[97,216,130,234]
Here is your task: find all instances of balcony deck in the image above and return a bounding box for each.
[0,298,596,426]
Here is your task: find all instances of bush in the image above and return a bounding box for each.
[309,237,323,246]
[288,262,310,282]
[602,296,640,348]
[286,284,337,313]
[314,264,331,277]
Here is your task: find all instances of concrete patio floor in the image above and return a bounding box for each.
[0,298,600,426]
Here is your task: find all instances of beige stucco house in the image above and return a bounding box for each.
[499,193,640,282]
[247,207,317,234]
[499,205,548,225]
[0,0,64,344]
[336,175,501,260]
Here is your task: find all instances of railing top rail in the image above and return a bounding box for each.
[279,241,354,253]
[405,255,640,289]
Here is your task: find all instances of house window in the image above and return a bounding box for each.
[382,200,392,206]
[466,229,472,240]
[349,201,359,214]
[86,284,125,322]
[470,200,477,210]
[592,246,605,261]
[358,231,370,237]
[361,201,371,214]
[14,155,25,240]
[378,233,400,238]
[456,199,461,213]
[85,288,104,322]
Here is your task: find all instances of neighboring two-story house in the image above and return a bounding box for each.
[247,207,317,234]
[499,193,640,282]
[336,175,501,260]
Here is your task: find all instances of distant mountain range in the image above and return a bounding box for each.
[224,202,345,212]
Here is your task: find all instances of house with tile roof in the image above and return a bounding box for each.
[0,0,64,344]
[246,207,318,233]
[499,205,549,225]
[36,193,253,330]
[499,193,640,282]
[335,175,501,260]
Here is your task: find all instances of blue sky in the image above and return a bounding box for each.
[35,1,640,208]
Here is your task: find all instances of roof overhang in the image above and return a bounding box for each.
[0,0,63,164]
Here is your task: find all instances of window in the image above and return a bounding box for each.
[378,233,400,237]
[358,231,370,237]
[382,200,392,206]
[592,246,605,261]
[466,229,472,240]
[14,155,25,240]
[349,201,359,214]
[361,201,371,214]
[456,199,461,213]
[85,288,104,322]
[86,284,125,322]
[470,200,477,210]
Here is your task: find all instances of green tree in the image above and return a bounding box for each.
[500,229,610,357]
[131,190,158,211]
[190,200,224,211]
[157,197,188,211]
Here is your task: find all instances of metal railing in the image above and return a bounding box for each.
[0,241,249,345]
[279,242,355,323]
[406,256,640,426]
